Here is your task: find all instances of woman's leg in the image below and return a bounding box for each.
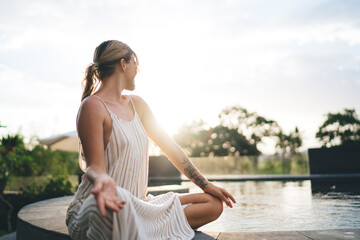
[179,193,223,229]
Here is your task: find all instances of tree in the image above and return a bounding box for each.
[275,126,303,173]
[275,126,303,155]
[175,106,303,160]
[316,108,360,147]
[205,125,259,156]
[174,119,259,157]
[218,106,281,151]
[174,106,281,157]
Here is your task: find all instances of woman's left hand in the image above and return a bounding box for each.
[203,182,236,208]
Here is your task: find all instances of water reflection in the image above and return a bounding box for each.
[181,180,360,232]
[311,179,360,195]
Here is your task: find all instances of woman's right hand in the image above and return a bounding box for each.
[90,174,126,217]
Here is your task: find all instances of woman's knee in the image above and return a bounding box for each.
[204,193,223,220]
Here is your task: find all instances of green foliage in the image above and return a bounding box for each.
[0,134,25,153]
[275,126,303,154]
[258,153,308,175]
[0,133,76,235]
[0,134,26,175]
[174,106,303,157]
[174,122,260,157]
[0,134,80,178]
[26,144,80,176]
[218,106,281,144]
[20,175,74,200]
[262,158,286,174]
[316,108,360,147]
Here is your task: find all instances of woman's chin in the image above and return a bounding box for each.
[126,85,136,91]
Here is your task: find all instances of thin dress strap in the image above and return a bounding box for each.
[128,95,136,114]
[92,95,111,115]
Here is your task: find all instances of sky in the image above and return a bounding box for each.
[0,0,359,154]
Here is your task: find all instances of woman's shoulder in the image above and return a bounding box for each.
[129,94,146,105]
[129,94,150,118]
[79,95,108,117]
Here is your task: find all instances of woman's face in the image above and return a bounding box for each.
[124,54,138,90]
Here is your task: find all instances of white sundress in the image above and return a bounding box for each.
[65,95,195,240]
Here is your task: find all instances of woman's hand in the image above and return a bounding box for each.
[90,174,126,217]
[203,182,236,208]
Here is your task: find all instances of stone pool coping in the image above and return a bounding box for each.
[15,194,360,240]
[4,229,360,240]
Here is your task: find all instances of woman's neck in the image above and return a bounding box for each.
[96,75,127,103]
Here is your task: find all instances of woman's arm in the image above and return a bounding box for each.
[77,97,125,216]
[132,95,236,207]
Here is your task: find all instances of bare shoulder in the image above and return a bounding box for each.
[77,95,108,122]
[129,94,150,119]
[129,94,146,104]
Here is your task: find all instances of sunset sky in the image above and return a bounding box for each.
[1,0,359,154]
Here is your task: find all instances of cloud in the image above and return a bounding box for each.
[0,63,79,107]
[0,0,359,150]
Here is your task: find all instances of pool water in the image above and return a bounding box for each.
[180,180,360,232]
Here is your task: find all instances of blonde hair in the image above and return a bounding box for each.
[81,40,138,101]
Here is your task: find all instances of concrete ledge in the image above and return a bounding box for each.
[16,193,360,240]
[16,186,190,240]
[17,196,72,240]
[16,195,217,240]
[216,229,360,239]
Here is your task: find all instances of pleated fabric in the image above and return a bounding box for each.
[65,95,195,240]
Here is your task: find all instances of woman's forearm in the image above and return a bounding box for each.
[180,156,209,190]
[153,134,209,190]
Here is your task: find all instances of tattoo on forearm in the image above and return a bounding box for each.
[182,158,208,190]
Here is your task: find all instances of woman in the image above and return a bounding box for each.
[66,40,236,240]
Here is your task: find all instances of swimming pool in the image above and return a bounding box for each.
[180,180,360,232]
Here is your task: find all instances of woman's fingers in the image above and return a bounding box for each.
[207,183,236,208]
[91,176,127,216]
[221,188,236,203]
[216,191,232,208]
[97,197,126,217]
[207,185,233,208]
[96,196,106,217]
[223,198,233,208]
[117,200,126,208]
[218,189,233,208]
[105,200,120,212]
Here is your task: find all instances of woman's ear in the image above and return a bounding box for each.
[120,59,126,71]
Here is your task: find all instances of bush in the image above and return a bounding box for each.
[20,175,74,201]
[0,134,81,178]
[0,175,74,236]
